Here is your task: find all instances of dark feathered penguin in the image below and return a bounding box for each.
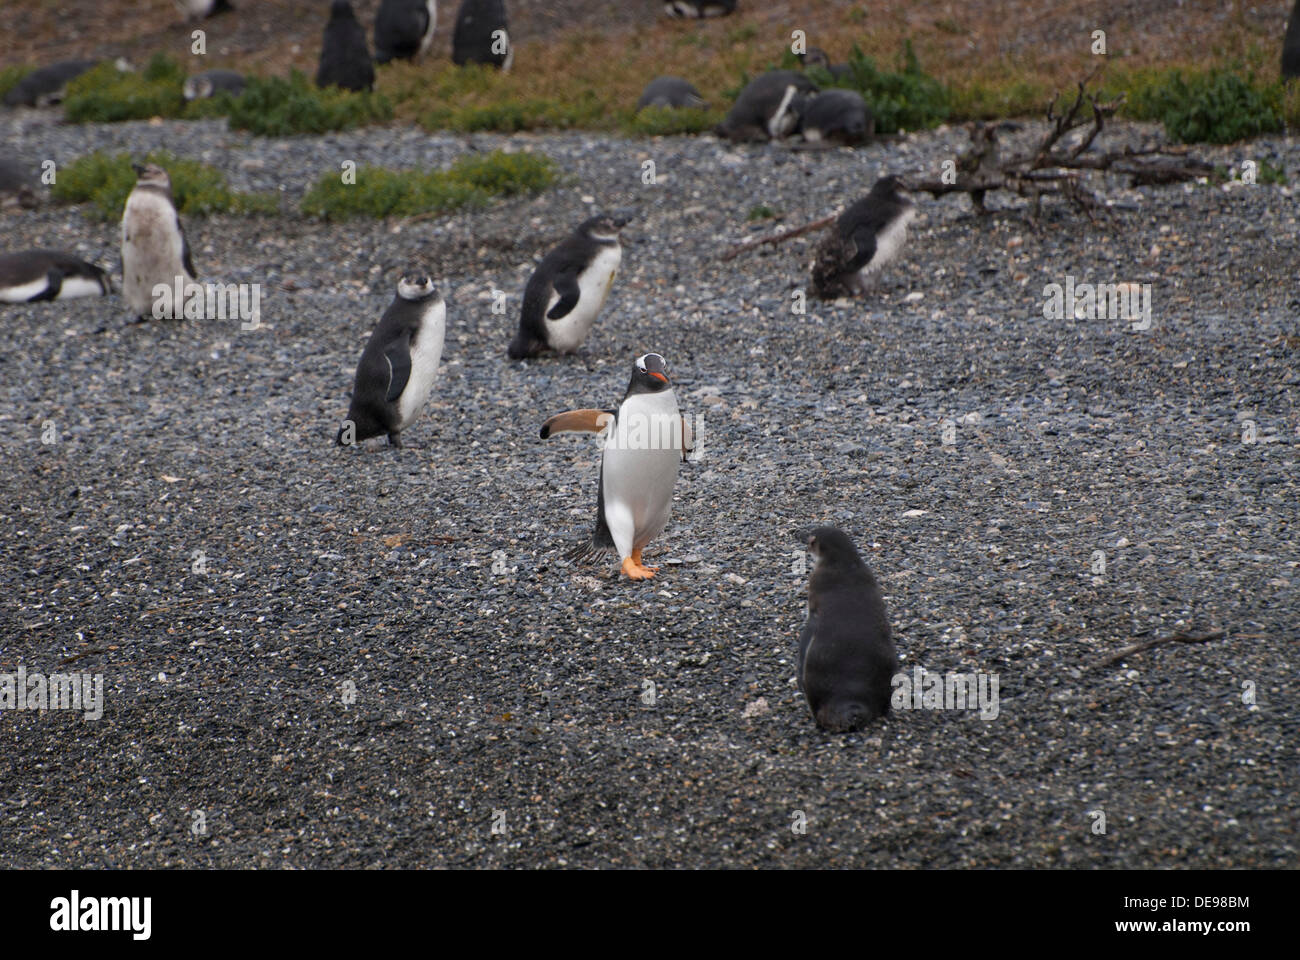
[0,156,39,210]
[338,274,446,448]
[810,175,916,299]
[798,527,898,732]
[540,353,692,580]
[0,250,112,303]
[507,212,630,360]
[664,0,736,17]
[715,70,817,142]
[451,0,512,70]
[317,0,375,92]
[375,0,437,64]
[2,60,99,107]
[636,76,707,111]
[1284,1,1300,79]
[797,88,873,145]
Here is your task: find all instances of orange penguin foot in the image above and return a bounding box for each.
[621,556,657,580]
[632,548,659,574]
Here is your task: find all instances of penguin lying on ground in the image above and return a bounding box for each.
[452,0,512,70]
[121,163,198,320]
[338,274,446,448]
[798,526,898,732]
[0,157,39,210]
[797,89,873,145]
[507,211,630,360]
[0,250,112,303]
[636,76,707,111]
[2,60,100,107]
[810,175,916,299]
[664,0,736,16]
[715,70,817,142]
[541,353,692,581]
[375,0,438,64]
[174,0,234,19]
[183,69,247,101]
[317,0,375,92]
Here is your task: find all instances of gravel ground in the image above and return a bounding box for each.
[1,110,1297,868]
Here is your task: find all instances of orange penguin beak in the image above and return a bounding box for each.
[648,372,668,383]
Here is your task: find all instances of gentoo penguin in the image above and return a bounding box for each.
[797,89,873,145]
[1284,1,1300,78]
[0,250,112,303]
[798,526,898,733]
[810,175,916,299]
[664,0,736,17]
[540,353,691,580]
[316,0,376,92]
[715,70,817,142]
[2,60,99,108]
[376,0,437,64]
[451,0,512,71]
[337,274,446,448]
[121,163,197,320]
[0,157,39,210]
[183,69,247,101]
[636,76,707,111]
[507,212,630,360]
[174,0,234,19]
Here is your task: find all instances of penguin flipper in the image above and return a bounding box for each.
[545,271,581,320]
[30,268,62,302]
[178,217,197,279]
[844,222,880,275]
[539,408,614,439]
[384,334,413,403]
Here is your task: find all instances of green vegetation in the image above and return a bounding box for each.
[0,65,31,102]
[63,54,186,123]
[300,150,557,220]
[621,105,722,136]
[51,151,278,220]
[804,41,952,133]
[1121,68,1284,144]
[221,71,393,136]
[746,204,777,220]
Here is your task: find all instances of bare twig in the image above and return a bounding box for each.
[1094,629,1227,669]
[721,212,837,261]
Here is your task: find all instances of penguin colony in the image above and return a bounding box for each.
[13,0,1268,735]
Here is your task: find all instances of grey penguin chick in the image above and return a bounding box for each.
[798,88,873,145]
[810,174,916,299]
[338,274,446,448]
[3,60,100,107]
[798,526,898,732]
[636,76,707,111]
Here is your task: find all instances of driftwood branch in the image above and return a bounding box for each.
[1094,629,1227,669]
[721,212,837,261]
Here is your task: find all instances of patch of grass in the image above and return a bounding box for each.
[222,70,393,136]
[51,150,278,220]
[0,65,31,102]
[746,204,777,220]
[63,54,186,123]
[1211,159,1288,185]
[621,106,723,136]
[808,40,951,133]
[1122,68,1283,143]
[949,78,1049,121]
[300,150,556,220]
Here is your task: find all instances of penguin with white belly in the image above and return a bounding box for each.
[507,212,630,360]
[540,353,692,580]
[337,273,446,448]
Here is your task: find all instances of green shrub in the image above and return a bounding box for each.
[421,94,606,133]
[807,40,951,133]
[51,150,278,220]
[1125,69,1283,144]
[747,204,777,220]
[63,54,187,123]
[222,71,392,136]
[0,65,31,102]
[301,150,556,220]
[622,105,722,136]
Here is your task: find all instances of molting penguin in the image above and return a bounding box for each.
[0,250,112,303]
[636,76,707,111]
[174,0,235,19]
[316,0,375,92]
[798,89,873,145]
[121,163,198,320]
[798,526,898,732]
[451,0,512,70]
[0,156,39,210]
[540,353,692,580]
[1284,0,1300,78]
[375,0,438,64]
[507,211,629,360]
[338,274,446,448]
[664,0,736,17]
[810,175,916,299]
[715,70,817,142]
[183,69,247,101]
[3,60,100,107]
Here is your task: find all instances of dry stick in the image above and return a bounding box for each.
[1094,629,1227,669]
[721,212,837,261]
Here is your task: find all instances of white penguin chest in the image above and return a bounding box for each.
[545,244,620,353]
[396,300,447,428]
[122,191,187,282]
[602,389,682,544]
[859,206,915,277]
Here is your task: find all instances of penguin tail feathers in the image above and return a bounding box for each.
[507,332,543,360]
[816,700,886,733]
[564,537,614,565]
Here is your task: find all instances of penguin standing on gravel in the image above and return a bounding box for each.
[121,162,197,320]
[451,0,512,70]
[317,0,375,92]
[540,353,692,580]
[375,0,438,64]
[338,274,446,448]
[810,174,916,299]
[664,0,736,17]
[0,250,112,303]
[715,70,817,142]
[798,526,898,732]
[507,211,630,360]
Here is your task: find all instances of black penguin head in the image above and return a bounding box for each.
[871,174,912,204]
[132,163,172,192]
[329,0,355,20]
[799,47,832,69]
[628,353,671,394]
[397,273,438,302]
[579,211,633,242]
[804,526,866,569]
